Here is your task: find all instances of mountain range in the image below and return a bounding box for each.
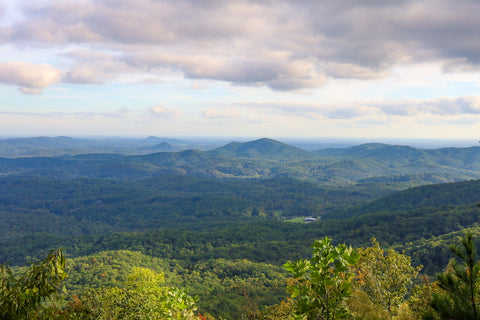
[1,137,479,189]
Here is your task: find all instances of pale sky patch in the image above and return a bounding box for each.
[201,108,240,119]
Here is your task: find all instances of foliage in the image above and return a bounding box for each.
[3,201,480,276]
[68,267,200,320]
[0,175,381,243]
[254,298,295,320]
[426,233,480,319]
[284,237,359,320]
[353,238,422,318]
[0,249,67,319]
[407,275,439,320]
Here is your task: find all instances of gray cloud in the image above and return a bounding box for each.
[62,48,135,84]
[377,97,480,117]
[420,97,480,115]
[235,96,480,120]
[2,0,480,91]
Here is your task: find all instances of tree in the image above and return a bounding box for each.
[72,266,201,319]
[254,298,295,320]
[284,237,359,320]
[353,238,421,319]
[0,248,67,319]
[426,232,480,320]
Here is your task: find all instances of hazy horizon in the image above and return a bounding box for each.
[0,135,477,150]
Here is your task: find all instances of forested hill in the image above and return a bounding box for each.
[207,138,317,160]
[0,136,184,157]
[2,175,480,273]
[338,179,480,218]
[1,138,480,188]
[314,143,480,170]
[0,175,385,241]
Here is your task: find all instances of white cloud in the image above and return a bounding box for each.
[0,61,61,94]
[150,106,183,119]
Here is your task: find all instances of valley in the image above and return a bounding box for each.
[1,136,480,318]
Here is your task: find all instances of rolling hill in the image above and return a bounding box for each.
[208,138,317,160]
[1,138,480,188]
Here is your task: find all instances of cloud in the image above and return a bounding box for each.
[325,63,390,79]
[201,109,240,119]
[64,68,101,84]
[190,82,207,90]
[0,61,61,94]
[2,0,480,90]
[419,97,480,115]
[62,48,135,84]
[0,108,133,119]
[150,106,183,120]
[232,96,480,121]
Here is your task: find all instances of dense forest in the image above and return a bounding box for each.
[1,137,480,319]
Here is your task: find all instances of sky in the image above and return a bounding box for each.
[0,0,480,141]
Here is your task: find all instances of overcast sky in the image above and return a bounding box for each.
[1,0,480,141]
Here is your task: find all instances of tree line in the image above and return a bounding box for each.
[2,234,480,319]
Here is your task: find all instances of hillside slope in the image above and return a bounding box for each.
[339,179,480,217]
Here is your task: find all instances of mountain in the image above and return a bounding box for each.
[138,142,175,153]
[315,143,480,168]
[0,138,479,188]
[142,136,187,145]
[208,138,317,160]
[314,143,424,159]
[0,136,189,157]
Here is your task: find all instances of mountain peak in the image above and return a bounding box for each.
[209,138,316,160]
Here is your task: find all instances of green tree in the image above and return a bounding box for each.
[73,267,200,320]
[254,298,295,320]
[284,237,359,320]
[0,249,67,320]
[353,238,421,319]
[426,232,480,320]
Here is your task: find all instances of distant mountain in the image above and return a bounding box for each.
[2,136,77,146]
[139,142,175,152]
[1,138,480,188]
[208,138,317,160]
[0,136,186,157]
[314,143,426,160]
[142,136,188,145]
[315,143,480,167]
